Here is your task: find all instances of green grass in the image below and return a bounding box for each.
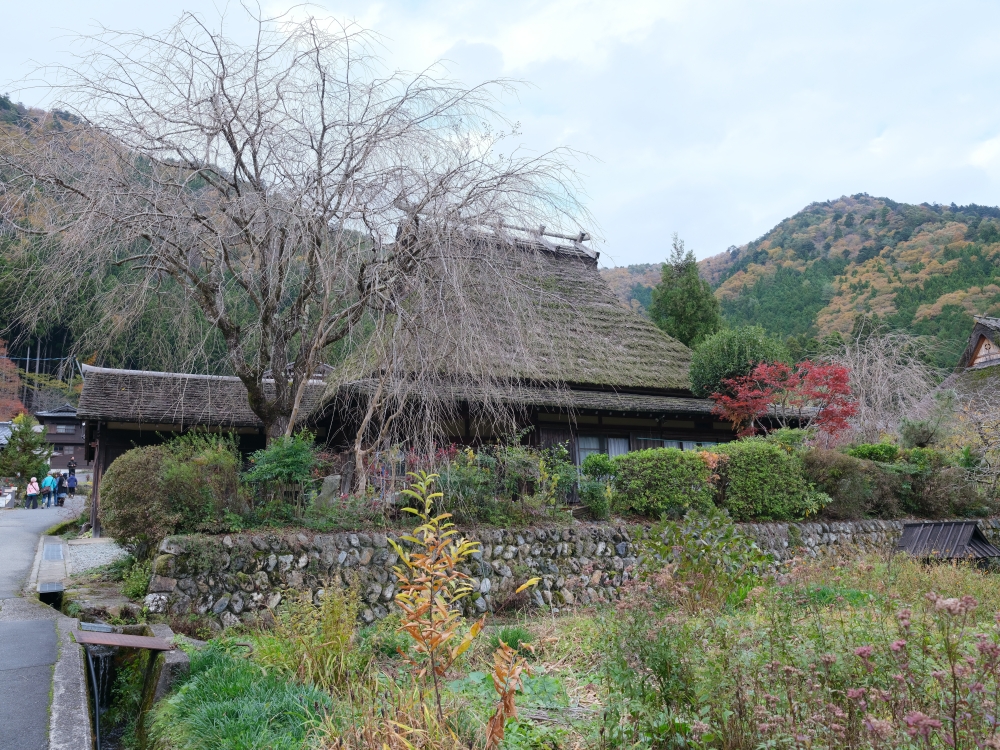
[44,510,87,537]
[149,645,329,750]
[121,559,151,601]
[800,583,874,607]
[488,624,535,658]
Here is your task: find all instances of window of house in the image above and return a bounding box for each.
[634,437,665,449]
[55,424,75,434]
[576,436,602,465]
[52,445,63,455]
[607,437,629,457]
[63,446,74,455]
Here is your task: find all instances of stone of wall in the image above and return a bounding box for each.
[742,518,1000,562]
[144,519,1000,628]
[741,520,905,562]
[144,526,639,628]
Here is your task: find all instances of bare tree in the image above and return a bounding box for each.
[0,8,585,441]
[832,331,941,443]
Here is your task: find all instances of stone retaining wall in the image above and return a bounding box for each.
[144,519,1000,628]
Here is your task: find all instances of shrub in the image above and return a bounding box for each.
[802,448,901,521]
[244,431,318,514]
[689,325,789,398]
[716,438,828,521]
[100,446,175,558]
[121,559,151,601]
[436,444,575,524]
[847,442,900,463]
[611,448,713,518]
[802,448,901,520]
[805,447,991,520]
[641,507,772,611]
[100,434,242,558]
[581,452,615,479]
[578,477,612,520]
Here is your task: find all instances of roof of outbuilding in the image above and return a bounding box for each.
[325,240,694,406]
[35,403,78,419]
[896,521,1000,559]
[0,422,11,447]
[77,365,326,428]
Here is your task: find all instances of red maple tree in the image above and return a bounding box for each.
[0,341,25,421]
[710,360,857,438]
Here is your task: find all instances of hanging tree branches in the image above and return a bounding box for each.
[0,7,587,441]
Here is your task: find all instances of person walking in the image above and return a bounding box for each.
[41,473,56,508]
[56,474,68,507]
[67,473,78,498]
[24,477,40,510]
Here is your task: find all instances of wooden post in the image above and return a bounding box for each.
[91,422,105,537]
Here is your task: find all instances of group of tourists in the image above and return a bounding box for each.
[23,461,78,509]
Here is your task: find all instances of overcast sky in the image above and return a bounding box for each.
[5,1,1000,265]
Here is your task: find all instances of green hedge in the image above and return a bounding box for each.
[101,433,243,558]
[611,448,714,518]
[847,443,900,463]
[715,439,828,521]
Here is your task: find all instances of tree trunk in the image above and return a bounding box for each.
[266,414,291,444]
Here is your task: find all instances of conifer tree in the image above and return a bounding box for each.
[649,234,722,347]
[0,414,52,490]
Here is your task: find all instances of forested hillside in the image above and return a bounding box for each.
[602,195,1000,367]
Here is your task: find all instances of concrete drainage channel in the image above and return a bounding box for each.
[29,535,191,750]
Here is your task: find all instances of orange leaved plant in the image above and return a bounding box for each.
[486,638,534,749]
[391,471,484,722]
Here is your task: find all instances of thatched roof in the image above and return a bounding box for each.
[958,316,1000,370]
[324,238,693,406]
[337,379,716,416]
[78,365,325,429]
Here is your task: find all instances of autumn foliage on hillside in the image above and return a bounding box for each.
[602,195,1000,367]
[0,340,25,421]
[710,360,856,438]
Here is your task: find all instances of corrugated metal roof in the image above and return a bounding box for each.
[896,521,1000,559]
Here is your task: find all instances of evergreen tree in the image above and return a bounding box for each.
[689,326,790,398]
[0,414,52,491]
[649,234,722,347]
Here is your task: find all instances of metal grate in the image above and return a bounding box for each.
[38,581,64,593]
[43,544,64,561]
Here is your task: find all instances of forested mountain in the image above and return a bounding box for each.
[602,195,1000,367]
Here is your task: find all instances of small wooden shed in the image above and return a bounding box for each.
[896,521,1000,561]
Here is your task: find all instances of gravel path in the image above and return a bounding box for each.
[68,542,127,574]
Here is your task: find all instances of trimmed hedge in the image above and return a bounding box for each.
[611,448,714,518]
[715,439,828,521]
[101,434,243,558]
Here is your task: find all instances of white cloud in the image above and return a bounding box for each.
[9,0,1000,264]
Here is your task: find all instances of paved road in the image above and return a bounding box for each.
[0,504,70,599]
[0,499,83,750]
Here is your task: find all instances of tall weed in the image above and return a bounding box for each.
[252,583,367,692]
